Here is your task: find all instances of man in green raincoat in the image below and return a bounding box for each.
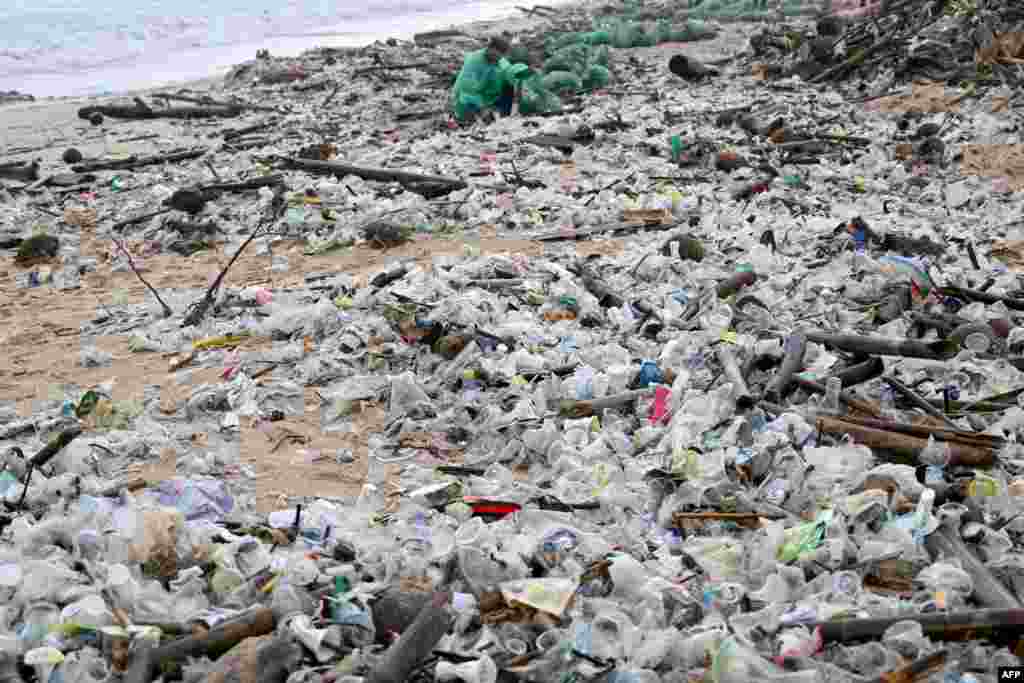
[451,37,532,123]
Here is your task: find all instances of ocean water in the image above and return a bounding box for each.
[0,0,553,97]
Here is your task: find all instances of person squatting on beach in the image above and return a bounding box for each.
[450,36,531,124]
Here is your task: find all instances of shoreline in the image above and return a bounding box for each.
[0,0,601,156]
[0,0,586,101]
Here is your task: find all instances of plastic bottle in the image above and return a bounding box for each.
[435,654,496,683]
[824,377,842,414]
[879,384,896,417]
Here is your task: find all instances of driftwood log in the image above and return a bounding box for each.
[124,607,276,683]
[77,104,243,121]
[413,30,470,45]
[150,92,281,113]
[72,148,207,173]
[278,157,467,193]
[354,62,434,76]
[223,122,277,140]
[816,416,995,468]
[199,174,285,193]
[559,389,655,418]
[0,160,40,183]
[532,219,679,242]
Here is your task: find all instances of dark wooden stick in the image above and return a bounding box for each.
[817,609,1024,645]
[72,148,207,173]
[199,174,284,193]
[764,332,806,402]
[124,607,276,683]
[203,159,221,181]
[876,649,948,683]
[113,239,173,318]
[925,523,1022,609]
[354,62,433,76]
[882,376,960,430]
[223,122,276,141]
[824,415,1002,450]
[816,416,994,467]
[806,331,959,361]
[181,190,285,328]
[278,157,467,191]
[15,427,82,510]
[0,160,40,183]
[321,83,344,109]
[149,93,281,113]
[559,389,654,418]
[366,593,451,683]
[78,105,242,121]
[112,208,173,232]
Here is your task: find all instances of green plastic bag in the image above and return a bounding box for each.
[548,32,584,51]
[582,64,611,90]
[633,30,656,48]
[519,74,562,115]
[507,43,530,65]
[611,20,636,48]
[777,510,831,562]
[670,20,717,42]
[542,70,583,94]
[543,45,587,75]
[655,19,672,44]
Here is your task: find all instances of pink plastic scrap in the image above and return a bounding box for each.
[649,385,672,425]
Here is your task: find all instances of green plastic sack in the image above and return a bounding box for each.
[777,510,830,562]
[542,70,582,94]
[655,19,672,44]
[507,43,530,65]
[669,25,716,42]
[549,32,584,51]
[518,74,562,115]
[633,30,656,48]
[590,45,610,67]
[543,45,587,75]
[581,64,611,91]
[611,20,637,48]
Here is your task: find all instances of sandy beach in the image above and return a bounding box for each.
[0,0,752,510]
[3,0,1012,511]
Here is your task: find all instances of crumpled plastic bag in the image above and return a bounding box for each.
[387,372,434,421]
[186,384,232,420]
[154,479,234,523]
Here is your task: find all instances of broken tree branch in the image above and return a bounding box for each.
[113,239,173,318]
[150,92,282,113]
[111,208,173,232]
[78,103,243,121]
[72,148,207,173]
[322,83,344,108]
[222,121,276,141]
[199,174,285,193]
[816,416,995,467]
[355,62,434,76]
[559,388,655,419]
[181,187,286,328]
[276,156,467,191]
[124,607,277,683]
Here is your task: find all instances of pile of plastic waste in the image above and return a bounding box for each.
[3,3,1024,683]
